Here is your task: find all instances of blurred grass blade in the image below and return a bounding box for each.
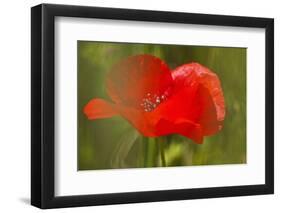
[111,128,140,168]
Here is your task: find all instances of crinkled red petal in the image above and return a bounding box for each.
[172,63,225,123]
[152,82,219,136]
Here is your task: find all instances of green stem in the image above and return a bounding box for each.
[142,137,148,167]
[146,137,156,167]
[158,138,166,167]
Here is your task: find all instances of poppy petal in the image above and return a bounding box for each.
[84,98,157,137]
[112,105,157,137]
[111,104,204,143]
[172,62,225,122]
[196,84,222,135]
[84,98,158,137]
[152,83,220,136]
[155,118,203,144]
[106,54,174,108]
[84,98,118,120]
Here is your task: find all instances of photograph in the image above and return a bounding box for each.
[78,41,247,170]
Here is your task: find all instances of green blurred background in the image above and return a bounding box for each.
[78,41,246,170]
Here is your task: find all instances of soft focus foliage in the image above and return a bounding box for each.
[78,41,246,170]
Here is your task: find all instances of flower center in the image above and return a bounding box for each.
[140,92,168,112]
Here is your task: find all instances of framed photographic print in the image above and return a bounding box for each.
[31,3,274,209]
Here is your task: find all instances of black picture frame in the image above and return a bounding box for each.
[31,3,274,209]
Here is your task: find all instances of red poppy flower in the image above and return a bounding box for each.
[84,54,225,144]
